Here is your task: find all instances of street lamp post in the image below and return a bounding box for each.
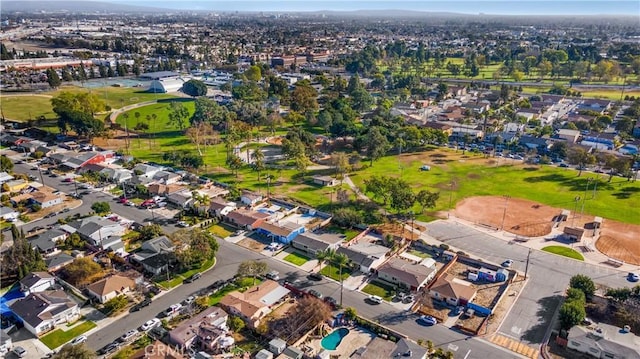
[580,178,592,216]
[448,182,454,219]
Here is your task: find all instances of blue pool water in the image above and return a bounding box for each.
[321,328,349,350]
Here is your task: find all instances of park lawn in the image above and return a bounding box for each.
[542,246,585,261]
[40,321,97,349]
[209,223,234,238]
[0,95,57,121]
[319,264,352,281]
[361,281,396,301]
[283,252,310,266]
[353,148,640,225]
[53,84,178,110]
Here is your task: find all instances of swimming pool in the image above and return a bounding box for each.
[321,327,349,350]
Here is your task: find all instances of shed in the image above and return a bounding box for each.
[269,338,287,355]
[563,227,585,242]
[593,217,603,228]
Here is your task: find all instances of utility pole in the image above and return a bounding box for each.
[500,195,511,230]
[571,196,581,227]
[448,182,454,219]
[524,248,531,280]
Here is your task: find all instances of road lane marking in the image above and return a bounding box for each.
[447,344,459,351]
[463,349,471,359]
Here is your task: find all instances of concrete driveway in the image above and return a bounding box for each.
[8,328,52,358]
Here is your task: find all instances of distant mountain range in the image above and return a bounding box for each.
[1,1,169,13]
[1,0,638,16]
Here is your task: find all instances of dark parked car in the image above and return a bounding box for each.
[184,272,201,283]
[308,272,323,281]
[324,296,338,309]
[44,212,56,218]
[98,343,120,355]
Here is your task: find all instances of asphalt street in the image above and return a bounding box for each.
[427,220,633,345]
[12,162,520,358]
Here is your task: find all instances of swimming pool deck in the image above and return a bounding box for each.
[308,326,375,358]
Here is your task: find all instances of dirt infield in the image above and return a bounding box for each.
[455,196,640,265]
[454,196,558,237]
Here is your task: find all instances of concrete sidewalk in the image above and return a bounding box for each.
[417,216,639,272]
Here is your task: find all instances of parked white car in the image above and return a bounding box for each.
[140,318,161,331]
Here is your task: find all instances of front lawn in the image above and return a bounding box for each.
[283,252,310,266]
[209,224,234,238]
[361,281,396,301]
[407,249,432,258]
[156,258,216,288]
[319,264,352,281]
[541,245,585,261]
[40,321,97,349]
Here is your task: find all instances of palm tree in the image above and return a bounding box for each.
[252,148,265,181]
[316,248,335,271]
[333,252,350,306]
[191,191,210,217]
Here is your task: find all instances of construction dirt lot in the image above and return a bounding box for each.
[455,196,640,265]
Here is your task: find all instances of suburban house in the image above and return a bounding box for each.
[30,188,63,208]
[518,135,551,153]
[169,306,229,351]
[9,290,79,336]
[45,252,75,272]
[152,170,182,185]
[133,163,163,179]
[224,208,270,230]
[85,275,136,303]
[556,129,581,143]
[255,221,305,244]
[141,252,175,276]
[240,191,263,207]
[391,338,429,359]
[59,151,114,170]
[0,171,14,185]
[131,236,175,263]
[312,175,339,187]
[429,273,477,306]
[0,206,19,221]
[166,191,193,208]
[337,242,391,273]
[566,323,640,359]
[291,233,344,257]
[5,179,29,192]
[219,280,290,328]
[377,257,438,291]
[148,183,187,197]
[100,167,133,183]
[29,228,67,256]
[65,216,126,248]
[208,198,237,218]
[19,272,55,295]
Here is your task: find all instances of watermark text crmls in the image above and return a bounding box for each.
[145,343,186,356]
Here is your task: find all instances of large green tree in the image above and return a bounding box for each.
[182,79,208,97]
[46,68,61,88]
[237,260,268,285]
[365,126,390,165]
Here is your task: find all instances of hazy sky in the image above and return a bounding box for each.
[105,0,639,15]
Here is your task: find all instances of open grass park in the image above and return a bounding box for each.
[3,84,639,228]
[541,245,585,261]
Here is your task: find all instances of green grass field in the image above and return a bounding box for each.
[283,252,311,266]
[353,149,640,225]
[541,245,585,261]
[40,321,97,349]
[1,85,178,121]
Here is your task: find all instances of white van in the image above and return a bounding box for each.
[367,295,383,304]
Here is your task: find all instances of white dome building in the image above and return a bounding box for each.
[148,78,185,93]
